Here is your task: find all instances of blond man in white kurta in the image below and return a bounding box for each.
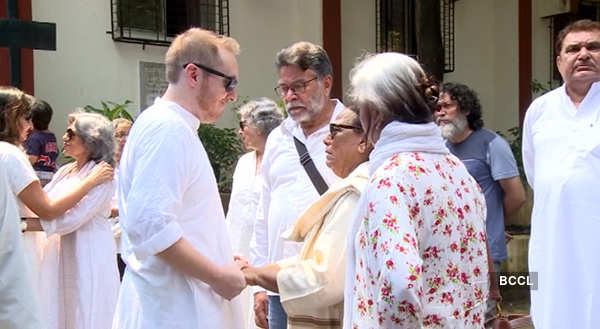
[112,28,246,329]
[523,19,600,329]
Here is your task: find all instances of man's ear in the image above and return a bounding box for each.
[322,74,333,95]
[183,64,200,87]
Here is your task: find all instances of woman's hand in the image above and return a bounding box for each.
[86,162,114,187]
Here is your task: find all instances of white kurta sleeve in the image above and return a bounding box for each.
[277,191,359,312]
[121,129,187,260]
[522,103,536,189]
[41,180,113,236]
[362,184,424,327]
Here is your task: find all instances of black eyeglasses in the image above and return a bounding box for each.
[239,120,247,130]
[329,123,362,139]
[274,77,318,98]
[65,128,77,141]
[184,63,238,92]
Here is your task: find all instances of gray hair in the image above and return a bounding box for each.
[348,53,437,142]
[239,98,283,137]
[275,41,333,78]
[68,112,115,167]
[112,117,132,130]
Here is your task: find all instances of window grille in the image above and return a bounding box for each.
[376,0,455,73]
[110,0,230,46]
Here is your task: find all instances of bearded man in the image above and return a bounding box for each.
[434,82,525,319]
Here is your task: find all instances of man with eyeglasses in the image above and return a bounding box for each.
[112,28,245,329]
[248,41,345,329]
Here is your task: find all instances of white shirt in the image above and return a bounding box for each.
[38,161,118,329]
[0,141,44,329]
[226,151,261,257]
[523,82,600,329]
[113,98,243,329]
[250,100,344,294]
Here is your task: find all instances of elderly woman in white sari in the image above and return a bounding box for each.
[226,97,282,328]
[241,107,371,329]
[25,112,120,329]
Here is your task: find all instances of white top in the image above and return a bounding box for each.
[0,141,44,329]
[523,82,600,329]
[113,98,243,329]
[250,100,344,294]
[226,151,261,257]
[38,161,118,329]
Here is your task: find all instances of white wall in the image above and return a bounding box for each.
[32,0,323,137]
[341,0,376,99]
[224,0,322,127]
[32,0,166,138]
[444,0,520,133]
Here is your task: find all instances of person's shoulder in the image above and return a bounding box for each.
[526,86,563,117]
[0,141,24,158]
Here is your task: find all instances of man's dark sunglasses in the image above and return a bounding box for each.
[329,123,362,139]
[184,63,238,92]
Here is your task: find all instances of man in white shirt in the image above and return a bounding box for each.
[112,28,246,329]
[523,19,600,329]
[249,41,344,329]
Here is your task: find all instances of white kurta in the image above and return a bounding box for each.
[0,141,43,329]
[38,161,119,329]
[227,151,260,257]
[250,100,344,282]
[113,98,243,329]
[226,150,261,329]
[523,82,600,329]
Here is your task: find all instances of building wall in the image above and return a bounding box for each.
[443,0,520,133]
[31,0,322,139]
[341,0,376,99]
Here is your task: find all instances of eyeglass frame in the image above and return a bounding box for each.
[328,123,362,139]
[274,76,319,98]
[64,128,77,141]
[239,120,247,130]
[184,62,238,92]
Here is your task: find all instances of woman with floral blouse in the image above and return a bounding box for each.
[343,53,489,329]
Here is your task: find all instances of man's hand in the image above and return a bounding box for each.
[211,262,246,300]
[254,291,268,328]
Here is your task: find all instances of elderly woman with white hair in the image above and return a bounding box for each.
[343,53,489,328]
[26,112,120,329]
[226,97,283,328]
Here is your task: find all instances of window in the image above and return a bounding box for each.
[376,0,455,73]
[110,0,230,46]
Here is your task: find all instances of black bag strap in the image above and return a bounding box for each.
[293,136,329,195]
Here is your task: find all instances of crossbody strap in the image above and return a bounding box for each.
[293,136,329,195]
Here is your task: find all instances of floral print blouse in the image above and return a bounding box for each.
[350,152,488,328]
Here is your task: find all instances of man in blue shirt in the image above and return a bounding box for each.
[434,82,526,318]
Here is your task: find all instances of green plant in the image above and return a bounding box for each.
[197,124,244,193]
[496,126,525,182]
[84,100,134,121]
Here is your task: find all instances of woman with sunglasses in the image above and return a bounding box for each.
[226,97,283,328]
[25,111,119,329]
[0,87,112,329]
[240,107,371,329]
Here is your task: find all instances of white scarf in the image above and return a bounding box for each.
[369,121,449,174]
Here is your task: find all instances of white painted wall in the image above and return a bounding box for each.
[32,0,166,138]
[32,0,323,138]
[341,0,376,99]
[444,0,520,133]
